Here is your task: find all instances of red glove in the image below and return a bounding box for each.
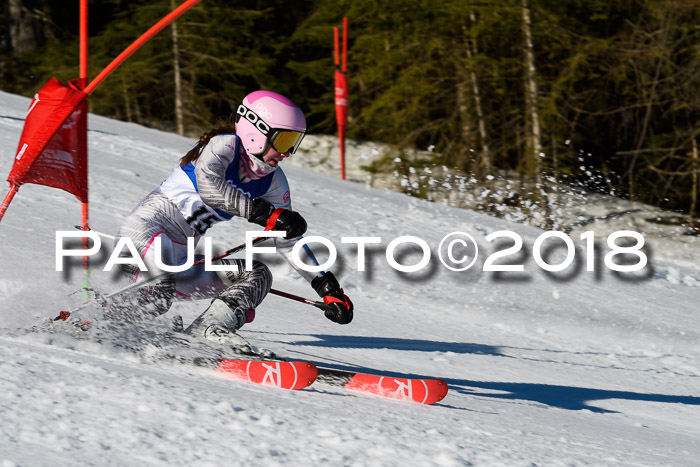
[248,198,307,239]
[312,272,353,324]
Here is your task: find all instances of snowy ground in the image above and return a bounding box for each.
[1,90,699,466]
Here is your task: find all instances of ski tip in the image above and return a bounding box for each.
[435,379,449,403]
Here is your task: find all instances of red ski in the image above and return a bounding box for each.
[316,367,448,404]
[217,359,318,390]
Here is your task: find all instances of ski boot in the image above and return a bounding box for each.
[185,298,256,354]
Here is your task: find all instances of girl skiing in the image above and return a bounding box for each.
[114,90,353,347]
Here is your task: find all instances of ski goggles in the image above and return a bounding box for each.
[236,104,305,154]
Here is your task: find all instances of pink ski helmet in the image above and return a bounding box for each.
[235,90,306,157]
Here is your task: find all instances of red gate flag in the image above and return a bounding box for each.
[334,18,348,128]
[334,17,348,180]
[7,77,88,202]
[334,69,348,126]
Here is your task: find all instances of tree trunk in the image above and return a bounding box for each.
[456,78,475,171]
[121,75,133,123]
[7,0,50,53]
[171,0,185,135]
[465,15,491,175]
[628,16,671,201]
[521,0,542,182]
[133,93,143,125]
[691,137,698,218]
[628,56,664,201]
[521,0,548,223]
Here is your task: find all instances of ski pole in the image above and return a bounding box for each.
[54,236,269,322]
[269,288,333,312]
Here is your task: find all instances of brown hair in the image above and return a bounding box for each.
[179,120,237,166]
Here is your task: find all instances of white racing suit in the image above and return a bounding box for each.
[113,133,319,327]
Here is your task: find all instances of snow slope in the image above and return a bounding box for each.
[1,90,699,466]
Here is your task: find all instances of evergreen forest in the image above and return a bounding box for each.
[2,0,699,219]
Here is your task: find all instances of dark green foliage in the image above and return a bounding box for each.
[0,0,698,214]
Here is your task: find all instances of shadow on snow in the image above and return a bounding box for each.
[273,333,700,413]
[444,379,700,413]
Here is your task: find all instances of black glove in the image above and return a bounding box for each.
[312,272,354,325]
[248,198,307,239]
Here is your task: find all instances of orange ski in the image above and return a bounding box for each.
[317,368,448,404]
[217,359,317,390]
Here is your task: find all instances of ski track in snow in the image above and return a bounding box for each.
[1,90,699,466]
